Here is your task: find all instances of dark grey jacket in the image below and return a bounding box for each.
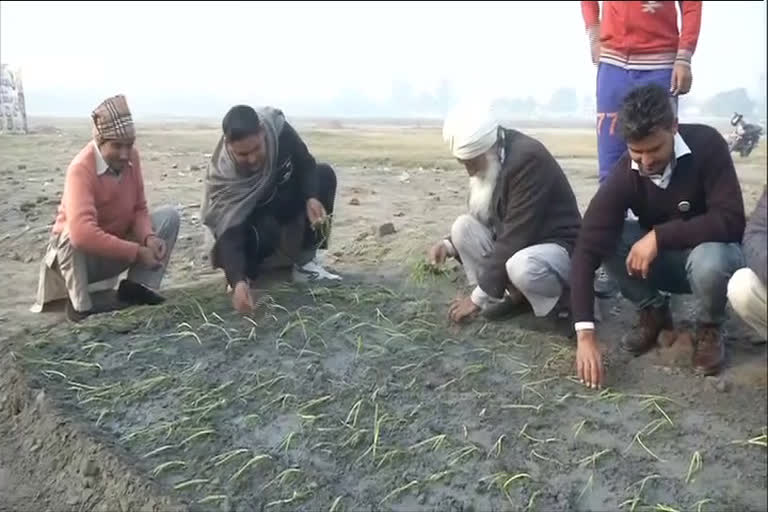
[743,186,767,285]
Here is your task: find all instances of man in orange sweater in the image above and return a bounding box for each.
[32,95,180,322]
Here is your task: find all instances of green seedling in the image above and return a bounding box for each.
[526,490,542,511]
[620,474,661,512]
[578,472,594,502]
[519,423,560,444]
[530,449,564,467]
[488,435,505,459]
[174,478,209,491]
[329,496,344,512]
[577,449,612,469]
[377,449,407,469]
[426,470,454,483]
[691,499,713,512]
[448,444,479,466]
[409,434,447,452]
[730,428,767,448]
[298,395,333,413]
[262,468,302,491]
[379,480,420,506]
[197,495,228,505]
[279,432,297,454]
[178,429,215,447]
[625,418,667,461]
[210,448,250,467]
[266,490,310,509]
[501,404,543,413]
[480,472,532,492]
[152,460,186,477]
[41,369,68,380]
[229,454,272,482]
[685,451,703,484]
[654,505,681,512]
[521,376,558,400]
[142,445,175,459]
[344,400,363,428]
[61,359,103,372]
[572,420,587,439]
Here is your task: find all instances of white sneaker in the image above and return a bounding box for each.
[292,258,342,283]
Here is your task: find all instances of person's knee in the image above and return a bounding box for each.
[154,206,181,233]
[687,243,737,294]
[450,214,478,251]
[727,267,758,315]
[505,250,547,293]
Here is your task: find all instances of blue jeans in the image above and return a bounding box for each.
[603,222,745,326]
[596,63,677,184]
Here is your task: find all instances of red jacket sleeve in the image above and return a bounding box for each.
[130,149,155,245]
[677,1,702,64]
[581,1,600,29]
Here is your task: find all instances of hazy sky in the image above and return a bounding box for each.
[1,0,766,117]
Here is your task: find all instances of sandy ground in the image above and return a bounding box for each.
[0,118,765,511]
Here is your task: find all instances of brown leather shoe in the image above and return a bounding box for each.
[621,303,673,355]
[692,324,725,375]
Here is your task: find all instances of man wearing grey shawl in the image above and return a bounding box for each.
[202,105,340,313]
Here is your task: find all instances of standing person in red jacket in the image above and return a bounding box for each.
[582,1,702,299]
[582,1,703,184]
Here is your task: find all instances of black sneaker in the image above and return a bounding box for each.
[594,266,619,299]
[117,280,166,306]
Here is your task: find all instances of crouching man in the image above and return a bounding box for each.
[429,104,582,323]
[571,84,746,389]
[32,95,180,322]
[202,105,341,314]
[728,187,767,341]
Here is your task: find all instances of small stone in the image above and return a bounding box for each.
[30,441,41,452]
[17,164,26,170]
[355,232,369,242]
[378,223,396,237]
[9,252,22,262]
[187,164,200,171]
[24,254,36,264]
[349,197,360,206]
[707,376,730,393]
[418,493,427,504]
[171,163,178,169]
[333,251,344,257]
[394,211,405,217]
[431,196,441,202]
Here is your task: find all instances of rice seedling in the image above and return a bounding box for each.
[197,495,228,505]
[625,419,668,462]
[266,490,311,508]
[501,403,543,413]
[530,449,564,467]
[620,474,661,512]
[479,472,532,492]
[685,451,703,484]
[174,478,209,491]
[329,496,344,512]
[654,505,681,512]
[409,434,448,452]
[262,468,302,491]
[178,428,215,447]
[572,419,587,439]
[379,480,420,506]
[448,444,479,466]
[210,448,250,467]
[526,490,542,511]
[151,460,187,477]
[520,376,558,401]
[297,394,333,413]
[729,427,767,448]
[41,369,68,380]
[142,445,175,459]
[229,454,273,482]
[279,432,298,454]
[578,472,594,502]
[519,423,560,444]
[488,434,505,458]
[376,449,407,469]
[691,498,713,512]
[576,449,612,469]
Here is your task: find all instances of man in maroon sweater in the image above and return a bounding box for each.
[571,84,746,388]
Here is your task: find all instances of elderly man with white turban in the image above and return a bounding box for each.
[429,104,582,324]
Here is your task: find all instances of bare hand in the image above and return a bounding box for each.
[590,40,601,65]
[306,198,327,228]
[146,235,167,261]
[670,63,692,96]
[626,230,658,280]
[576,330,604,389]
[428,242,449,266]
[136,246,162,270]
[232,281,254,314]
[448,296,480,324]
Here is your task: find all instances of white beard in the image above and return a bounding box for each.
[468,152,501,225]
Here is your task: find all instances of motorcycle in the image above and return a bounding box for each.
[727,113,764,158]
